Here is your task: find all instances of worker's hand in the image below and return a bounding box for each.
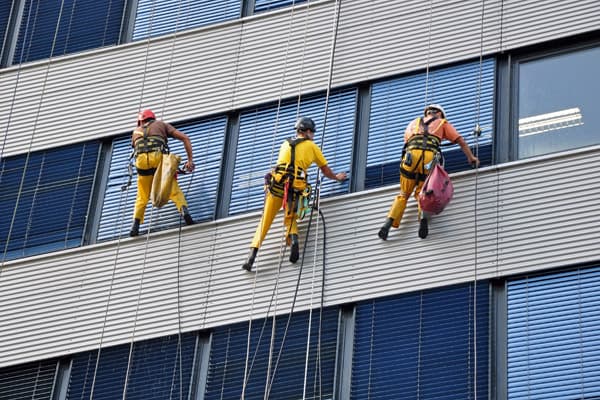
[184,160,195,172]
[335,172,347,182]
[469,156,480,168]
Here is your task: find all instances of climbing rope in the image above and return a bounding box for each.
[241,1,308,397]
[264,1,343,398]
[0,0,66,268]
[471,0,488,398]
[90,1,160,397]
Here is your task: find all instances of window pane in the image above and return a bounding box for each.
[0,358,58,400]
[133,0,240,40]
[0,142,100,260]
[230,90,356,215]
[366,59,494,189]
[254,0,308,13]
[352,282,489,400]
[97,116,226,241]
[518,46,600,158]
[13,0,125,64]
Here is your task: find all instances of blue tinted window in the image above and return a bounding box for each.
[0,358,58,400]
[0,142,100,260]
[517,46,600,158]
[352,282,489,399]
[13,0,125,64]
[205,308,339,399]
[507,266,600,399]
[97,116,226,241]
[254,0,308,13]
[230,90,356,215]
[133,0,240,40]
[366,59,495,188]
[67,333,197,400]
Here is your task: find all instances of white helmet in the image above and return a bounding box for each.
[424,104,446,118]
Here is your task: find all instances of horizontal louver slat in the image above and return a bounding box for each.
[366,58,495,189]
[507,266,600,399]
[13,0,124,64]
[229,90,356,215]
[205,307,338,399]
[0,358,57,400]
[97,116,226,241]
[133,0,240,40]
[351,282,489,400]
[254,0,307,13]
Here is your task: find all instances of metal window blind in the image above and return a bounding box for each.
[507,266,600,399]
[366,58,495,189]
[67,333,197,400]
[13,0,125,64]
[0,141,100,260]
[0,358,58,400]
[254,0,308,13]
[229,89,356,215]
[132,0,240,41]
[97,116,226,241]
[351,281,489,399]
[205,307,339,399]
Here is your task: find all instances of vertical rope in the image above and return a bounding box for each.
[91,1,159,397]
[423,0,434,106]
[472,1,487,398]
[1,0,67,267]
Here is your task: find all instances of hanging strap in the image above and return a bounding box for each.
[280,137,306,212]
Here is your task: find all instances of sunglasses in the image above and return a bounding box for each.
[426,109,440,115]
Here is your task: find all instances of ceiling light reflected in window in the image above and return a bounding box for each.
[519,107,583,137]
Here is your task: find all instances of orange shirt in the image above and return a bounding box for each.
[404,117,462,144]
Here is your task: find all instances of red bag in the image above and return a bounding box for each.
[418,164,454,215]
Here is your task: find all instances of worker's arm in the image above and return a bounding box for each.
[456,136,479,167]
[320,165,347,182]
[171,129,195,171]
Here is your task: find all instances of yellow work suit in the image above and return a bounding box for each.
[387,147,437,227]
[250,138,328,249]
[386,117,459,228]
[133,150,187,223]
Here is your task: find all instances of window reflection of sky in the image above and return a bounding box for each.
[518,46,600,158]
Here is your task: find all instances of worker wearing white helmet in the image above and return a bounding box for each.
[378,104,479,240]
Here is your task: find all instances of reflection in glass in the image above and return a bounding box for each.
[518,46,600,158]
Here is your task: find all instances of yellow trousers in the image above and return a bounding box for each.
[386,148,436,228]
[133,151,187,223]
[250,191,297,249]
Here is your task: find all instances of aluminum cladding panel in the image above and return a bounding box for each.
[1,147,600,368]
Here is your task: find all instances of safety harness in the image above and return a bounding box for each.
[133,121,168,176]
[266,137,312,217]
[400,117,444,182]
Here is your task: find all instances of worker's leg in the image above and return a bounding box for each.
[250,191,283,249]
[133,174,153,223]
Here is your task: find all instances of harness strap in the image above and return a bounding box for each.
[134,121,168,155]
[281,137,306,213]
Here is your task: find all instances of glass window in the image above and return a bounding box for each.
[0,358,59,400]
[132,0,241,40]
[97,116,226,241]
[366,59,495,189]
[352,282,489,399]
[254,0,308,13]
[507,266,600,399]
[13,0,126,64]
[230,90,355,215]
[0,142,101,260]
[517,45,600,158]
[67,333,197,399]
[205,307,339,399]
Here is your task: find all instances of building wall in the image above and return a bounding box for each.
[1,1,599,399]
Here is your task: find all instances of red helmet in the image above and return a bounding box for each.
[137,109,156,125]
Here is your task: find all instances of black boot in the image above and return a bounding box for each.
[418,217,429,239]
[242,248,258,272]
[378,218,393,240]
[129,219,140,237]
[289,234,300,264]
[181,206,194,225]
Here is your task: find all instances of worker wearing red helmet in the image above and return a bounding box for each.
[378,104,479,240]
[129,109,195,236]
